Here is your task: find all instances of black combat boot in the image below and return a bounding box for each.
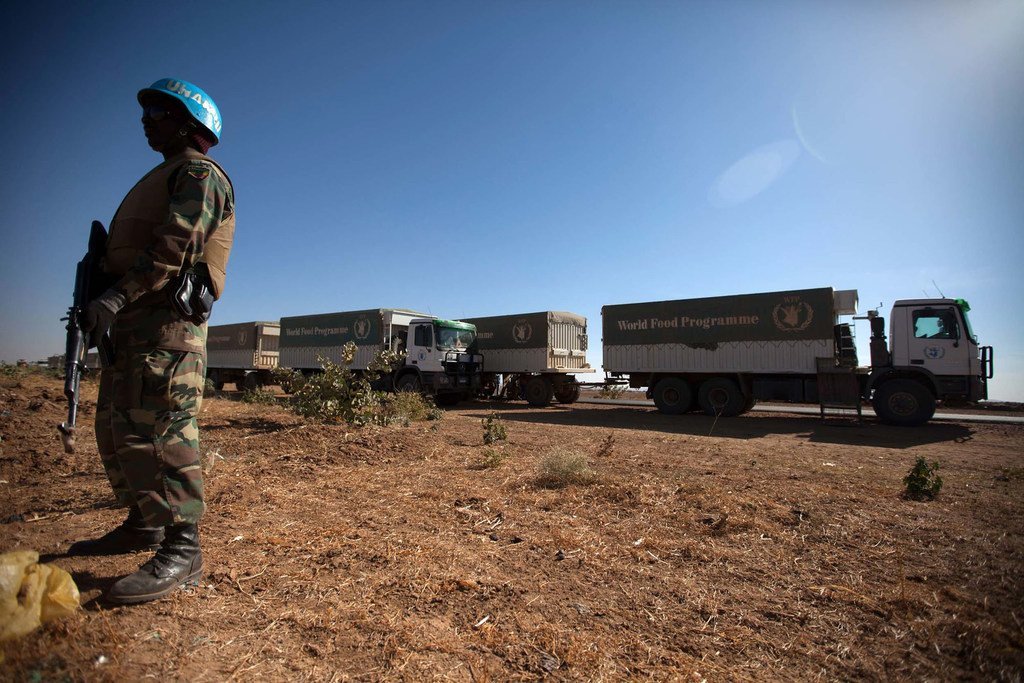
[67,506,165,556]
[104,523,203,605]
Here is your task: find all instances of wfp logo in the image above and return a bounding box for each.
[354,317,371,340]
[512,320,533,344]
[924,346,945,359]
[772,298,814,333]
[237,330,248,346]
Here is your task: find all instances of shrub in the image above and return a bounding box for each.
[903,457,943,500]
[42,364,66,380]
[482,413,507,444]
[536,448,597,488]
[290,343,403,426]
[241,388,277,405]
[1,363,26,378]
[384,390,434,424]
[480,447,508,469]
[0,363,26,387]
[272,366,304,393]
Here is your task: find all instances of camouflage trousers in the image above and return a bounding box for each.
[95,348,206,527]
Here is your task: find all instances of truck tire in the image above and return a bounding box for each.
[652,377,692,415]
[395,373,421,393]
[525,376,553,407]
[554,382,581,404]
[872,379,935,426]
[740,393,757,415]
[435,393,460,407]
[697,378,745,417]
[243,373,260,392]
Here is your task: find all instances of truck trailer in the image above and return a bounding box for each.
[602,287,993,426]
[279,308,483,405]
[206,321,280,391]
[465,311,591,406]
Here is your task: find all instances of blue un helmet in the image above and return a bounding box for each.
[137,78,223,143]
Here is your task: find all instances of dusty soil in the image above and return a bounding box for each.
[1,372,1022,681]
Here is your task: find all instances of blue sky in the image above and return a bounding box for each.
[2,1,1022,399]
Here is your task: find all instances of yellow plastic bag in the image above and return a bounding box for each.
[0,550,81,642]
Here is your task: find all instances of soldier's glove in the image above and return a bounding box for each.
[83,289,126,347]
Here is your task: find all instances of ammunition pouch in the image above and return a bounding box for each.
[170,265,215,325]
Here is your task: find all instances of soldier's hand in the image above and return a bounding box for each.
[84,289,126,344]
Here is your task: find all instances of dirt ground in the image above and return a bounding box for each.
[1,372,1022,681]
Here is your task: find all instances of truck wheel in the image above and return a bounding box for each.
[435,393,460,407]
[740,393,757,414]
[242,373,260,392]
[395,374,421,393]
[872,379,935,426]
[525,377,553,407]
[652,377,691,415]
[697,378,745,417]
[554,382,581,404]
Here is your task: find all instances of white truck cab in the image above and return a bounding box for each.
[398,318,483,404]
[869,297,993,424]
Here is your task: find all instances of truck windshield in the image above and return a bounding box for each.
[436,326,475,350]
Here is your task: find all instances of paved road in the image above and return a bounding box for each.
[577,398,1024,425]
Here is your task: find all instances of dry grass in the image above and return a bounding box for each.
[535,448,598,488]
[1,374,1022,680]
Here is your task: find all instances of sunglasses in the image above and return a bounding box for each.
[141,104,173,121]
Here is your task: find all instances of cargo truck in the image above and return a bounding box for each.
[465,311,591,406]
[602,287,993,426]
[206,321,280,391]
[279,308,483,405]
[47,353,100,372]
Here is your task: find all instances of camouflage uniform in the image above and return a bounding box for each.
[96,148,234,527]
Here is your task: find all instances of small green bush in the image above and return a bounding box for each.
[42,364,65,380]
[536,448,597,488]
[272,366,304,393]
[241,388,277,405]
[1,363,26,378]
[482,413,507,444]
[904,457,943,500]
[291,343,403,426]
[480,447,508,469]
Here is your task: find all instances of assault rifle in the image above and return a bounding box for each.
[58,221,114,454]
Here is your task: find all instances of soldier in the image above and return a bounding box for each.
[68,78,235,605]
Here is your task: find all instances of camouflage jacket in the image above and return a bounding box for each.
[104,149,235,353]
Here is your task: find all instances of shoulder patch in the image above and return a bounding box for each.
[186,162,211,181]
